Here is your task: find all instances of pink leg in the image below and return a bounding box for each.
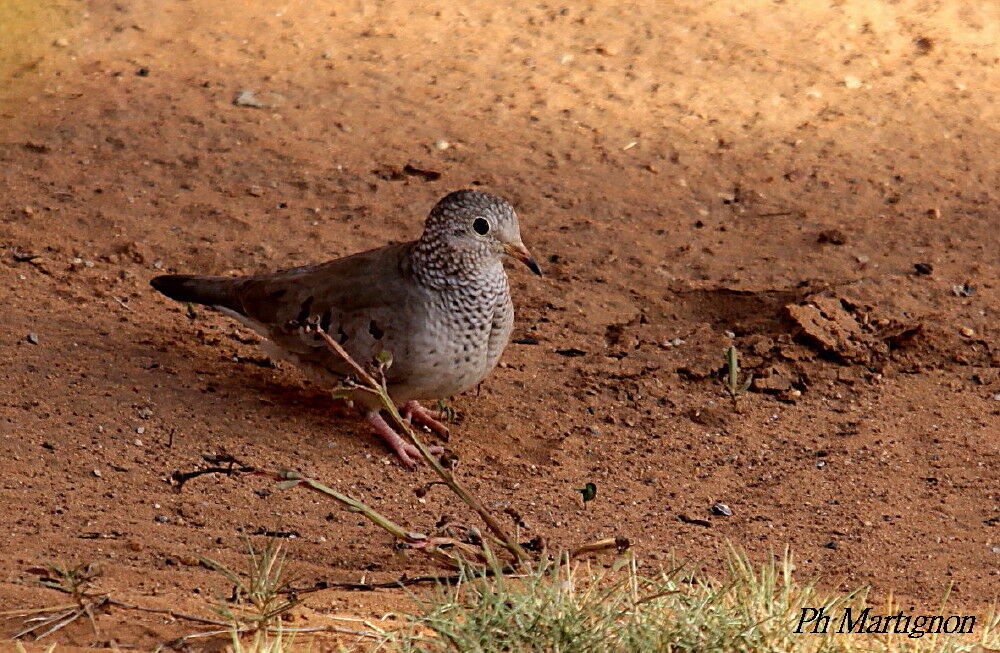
[366,411,444,469]
[401,400,451,441]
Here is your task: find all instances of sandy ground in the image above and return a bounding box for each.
[1,0,999,648]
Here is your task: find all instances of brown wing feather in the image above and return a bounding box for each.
[224,242,418,383]
[232,241,414,328]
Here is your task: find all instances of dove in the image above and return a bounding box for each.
[150,189,541,468]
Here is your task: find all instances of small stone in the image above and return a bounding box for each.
[913,36,934,55]
[913,262,933,275]
[817,229,847,245]
[233,90,270,108]
[952,283,975,297]
[992,393,1000,401]
[138,408,153,419]
[843,75,862,89]
[53,38,69,47]
[26,333,39,345]
[92,469,103,478]
[816,460,827,469]
[134,439,143,446]
[136,426,146,434]
[154,515,169,523]
[926,208,940,219]
[247,186,264,197]
[959,326,975,338]
[434,139,450,150]
[710,503,733,516]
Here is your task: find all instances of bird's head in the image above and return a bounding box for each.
[419,189,542,276]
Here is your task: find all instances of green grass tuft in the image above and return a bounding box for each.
[384,549,998,653]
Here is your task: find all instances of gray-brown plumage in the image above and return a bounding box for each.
[150,190,540,468]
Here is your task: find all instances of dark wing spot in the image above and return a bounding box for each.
[296,296,314,324]
[368,320,384,340]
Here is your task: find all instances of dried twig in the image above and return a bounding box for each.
[313,328,530,565]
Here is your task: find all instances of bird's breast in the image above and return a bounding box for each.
[387,285,512,402]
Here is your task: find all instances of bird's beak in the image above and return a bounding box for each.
[503,242,542,276]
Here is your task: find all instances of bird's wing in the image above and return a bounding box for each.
[229,241,419,379]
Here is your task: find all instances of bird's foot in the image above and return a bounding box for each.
[367,411,444,469]
[401,400,451,441]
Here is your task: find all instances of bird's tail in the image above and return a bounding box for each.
[150,274,240,309]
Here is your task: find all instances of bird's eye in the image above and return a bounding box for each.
[472,217,490,235]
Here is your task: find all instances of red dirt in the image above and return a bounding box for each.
[2,0,999,648]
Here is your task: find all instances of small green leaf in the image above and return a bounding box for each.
[576,482,597,503]
[725,346,737,387]
[435,399,456,422]
[375,350,393,369]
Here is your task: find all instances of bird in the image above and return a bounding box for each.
[150,189,541,468]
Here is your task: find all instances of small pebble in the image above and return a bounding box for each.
[952,283,975,297]
[434,139,450,150]
[138,408,153,419]
[233,90,268,108]
[92,469,102,478]
[53,38,69,47]
[154,515,169,523]
[710,503,733,516]
[817,229,847,245]
[959,326,975,338]
[136,426,146,434]
[844,75,862,89]
[26,333,39,345]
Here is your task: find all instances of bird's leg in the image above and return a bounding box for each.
[366,410,443,469]
[401,400,451,441]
